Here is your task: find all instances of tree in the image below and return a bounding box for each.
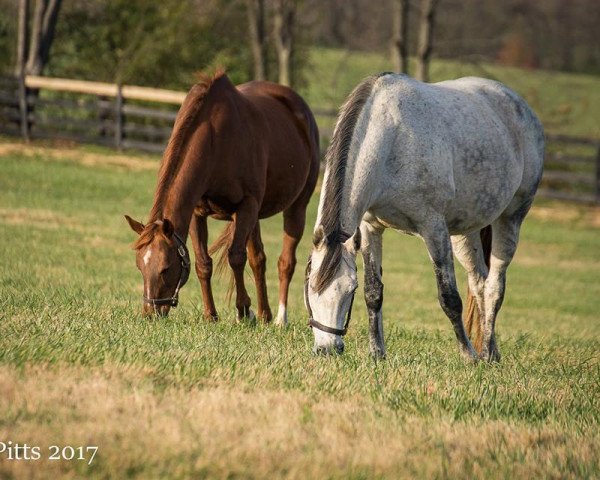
[391,0,410,74]
[15,0,28,76]
[273,0,296,86]
[415,0,439,82]
[24,0,63,76]
[246,0,268,80]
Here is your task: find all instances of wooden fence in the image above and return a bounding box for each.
[1,74,599,203]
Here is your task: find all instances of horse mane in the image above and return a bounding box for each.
[313,72,389,294]
[148,68,226,222]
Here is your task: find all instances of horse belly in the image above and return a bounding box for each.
[446,152,523,234]
[258,139,312,218]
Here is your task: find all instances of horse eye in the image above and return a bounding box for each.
[160,267,169,276]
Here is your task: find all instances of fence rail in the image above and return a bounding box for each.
[0,74,599,204]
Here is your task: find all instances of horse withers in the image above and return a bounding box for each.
[126,70,319,323]
[305,73,544,361]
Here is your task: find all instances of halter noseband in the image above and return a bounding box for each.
[305,230,356,337]
[143,231,191,308]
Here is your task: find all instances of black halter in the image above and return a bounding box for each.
[143,231,191,308]
[305,230,356,337]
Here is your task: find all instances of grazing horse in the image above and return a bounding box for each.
[305,73,543,361]
[126,70,319,323]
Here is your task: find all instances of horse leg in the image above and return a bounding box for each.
[274,206,305,327]
[360,219,386,359]
[189,214,218,321]
[229,197,260,321]
[421,219,478,361]
[481,201,531,361]
[451,232,489,353]
[247,222,272,322]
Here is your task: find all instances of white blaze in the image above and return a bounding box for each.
[143,248,152,266]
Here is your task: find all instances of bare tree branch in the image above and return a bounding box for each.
[415,0,439,81]
[15,0,29,76]
[246,0,268,81]
[25,0,62,75]
[391,0,410,74]
[274,0,296,86]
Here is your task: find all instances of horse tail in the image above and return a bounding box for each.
[208,221,236,299]
[464,225,492,353]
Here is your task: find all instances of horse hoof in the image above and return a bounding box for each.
[486,349,501,363]
[369,349,386,361]
[237,309,256,324]
[460,345,479,363]
[274,305,288,327]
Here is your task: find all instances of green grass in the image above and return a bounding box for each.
[0,140,599,479]
[301,47,600,140]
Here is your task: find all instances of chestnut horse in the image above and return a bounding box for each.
[125,71,319,323]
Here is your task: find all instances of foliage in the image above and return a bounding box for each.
[47,0,251,88]
[0,0,16,74]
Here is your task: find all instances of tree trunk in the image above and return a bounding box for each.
[415,0,439,82]
[15,0,29,76]
[245,0,268,81]
[25,0,62,76]
[391,0,410,74]
[274,0,296,87]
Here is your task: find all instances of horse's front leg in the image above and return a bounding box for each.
[421,218,478,362]
[229,197,260,321]
[189,213,218,321]
[360,220,386,359]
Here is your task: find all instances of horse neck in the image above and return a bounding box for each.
[150,125,213,238]
[319,110,378,237]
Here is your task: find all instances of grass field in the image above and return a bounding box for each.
[0,138,599,479]
[302,48,600,141]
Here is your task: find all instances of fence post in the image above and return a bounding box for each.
[114,83,123,149]
[17,72,30,141]
[595,143,600,204]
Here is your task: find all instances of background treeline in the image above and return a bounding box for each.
[1,0,599,90]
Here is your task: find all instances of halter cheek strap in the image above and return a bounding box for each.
[143,232,191,308]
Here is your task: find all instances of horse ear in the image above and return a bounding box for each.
[125,215,144,235]
[162,218,174,238]
[312,225,325,247]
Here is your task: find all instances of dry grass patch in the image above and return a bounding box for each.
[529,201,600,228]
[1,364,597,479]
[0,141,157,172]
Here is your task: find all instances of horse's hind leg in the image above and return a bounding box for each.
[274,205,305,327]
[247,222,273,322]
[189,214,218,321]
[451,232,489,352]
[229,197,260,321]
[482,199,532,361]
[360,218,386,359]
[421,218,478,361]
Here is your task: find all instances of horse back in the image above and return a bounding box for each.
[366,74,544,232]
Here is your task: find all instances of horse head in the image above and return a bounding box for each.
[125,215,190,317]
[305,225,361,355]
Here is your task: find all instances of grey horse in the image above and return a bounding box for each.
[305,73,544,361]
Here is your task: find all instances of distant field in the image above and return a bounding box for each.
[301,47,600,140]
[0,139,599,479]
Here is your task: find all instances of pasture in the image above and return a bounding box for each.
[0,138,599,479]
[305,48,600,140]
